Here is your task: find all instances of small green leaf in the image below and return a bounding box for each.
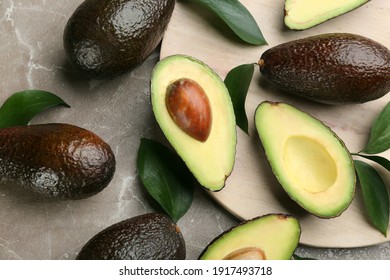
[361,101,390,154]
[354,160,389,236]
[0,90,69,129]
[352,153,390,172]
[186,0,267,45]
[137,138,194,223]
[224,63,254,134]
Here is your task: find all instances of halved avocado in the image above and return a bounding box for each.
[284,0,369,30]
[255,101,356,218]
[151,55,236,191]
[199,214,301,260]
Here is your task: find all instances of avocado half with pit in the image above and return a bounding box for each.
[255,101,356,218]
[284,0,369,30]
[151,54,236,191]
[199,214,301,260]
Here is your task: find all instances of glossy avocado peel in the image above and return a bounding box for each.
[259,33,390,104]
[77,213,186,260]
[63,0,176,79]
[0,123,116,199]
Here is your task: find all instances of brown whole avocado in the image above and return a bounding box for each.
[76,213,186,260]
[0,123,115,199]
[259,33,390,104]
[63,0,176,79]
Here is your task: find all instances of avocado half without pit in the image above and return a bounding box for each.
[255,101,356,218]
[151,54,237,191]
[199,214,301,260]
[284,0,369,30]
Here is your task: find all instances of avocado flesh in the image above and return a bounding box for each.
[0,123,115,199]
[151,55,236,191]
[255,102,356,218]
[199,214,301,260]
[77,213,186,260]
[284,0,369,30]
[63,0,176,79]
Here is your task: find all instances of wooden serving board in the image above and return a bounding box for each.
[160,0,390,248]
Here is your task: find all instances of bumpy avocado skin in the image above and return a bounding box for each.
[0,123,115,199]
[76,213,186,260]
[259,33,390,104]
[63,0,176,79]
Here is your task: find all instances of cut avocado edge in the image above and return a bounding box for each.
[199,213,301,260]
[255,101,356,218]
[284,0,370,30]
[151,54,237,192]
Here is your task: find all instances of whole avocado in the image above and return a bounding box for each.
[259,33,390,104]
[76,213,186,260]
[63,0,176,79]
[0,123,115,199]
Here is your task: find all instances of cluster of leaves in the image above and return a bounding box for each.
[352,102,390,236]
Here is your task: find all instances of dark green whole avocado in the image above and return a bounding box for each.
[63,0,176,79]
[259,33,390,104]
[76,213,186,260]
[0,123,115,199]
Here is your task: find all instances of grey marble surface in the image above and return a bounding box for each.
[0,0,389,260]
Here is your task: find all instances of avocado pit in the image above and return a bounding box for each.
[223,247,266,260]
[166,78,212,142]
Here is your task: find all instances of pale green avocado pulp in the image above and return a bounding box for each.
[151,54,236,191]
[255,102,356,218]
[199,214,301,260]
[284,0,369,30]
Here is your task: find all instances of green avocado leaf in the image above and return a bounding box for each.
[224,63,254,134]
[352,153,390,172]
[354,160,389,236]
[137,138,194,223]
[0,90,70,129]
[186,0,267,45]
[361,101,390,154]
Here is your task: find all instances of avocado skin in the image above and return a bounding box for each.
[63,0,176,79]
[259,33,390,104]
[76,213,186,260]
[0,123,115,199]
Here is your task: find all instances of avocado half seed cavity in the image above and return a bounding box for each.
[199,214,301,260]
[151,55,236,192]
[255,102,356,218]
